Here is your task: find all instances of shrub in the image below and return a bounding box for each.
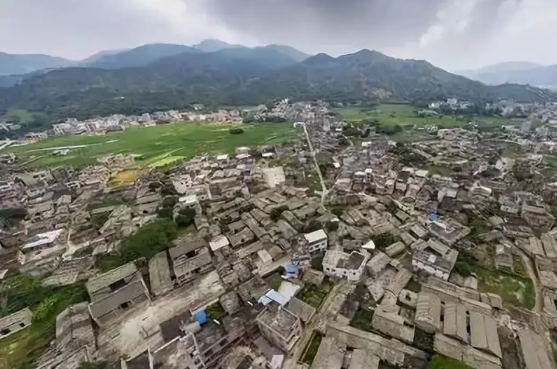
[229,128,244,135]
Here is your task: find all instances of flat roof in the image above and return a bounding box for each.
[304,229,327,244]
[23,229,64,249]
[178,194,198,204]
[209,235,230,251]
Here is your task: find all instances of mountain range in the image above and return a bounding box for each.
[458,62,557,89]
[1,41,556,125]
[0,40,310,77]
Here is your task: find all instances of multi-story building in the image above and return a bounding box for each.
[323,249,370,282]
[303,229,328,254]
[257,305,302,352]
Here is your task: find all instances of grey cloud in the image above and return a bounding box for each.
[201,0,523,59]
[0,0,233,59]
[0,0,553,70]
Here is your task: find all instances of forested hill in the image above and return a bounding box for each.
[0,48,556,124]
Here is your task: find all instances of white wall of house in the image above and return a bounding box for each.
[412,260,449,281]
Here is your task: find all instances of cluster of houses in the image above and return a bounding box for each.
[2,101,557,369]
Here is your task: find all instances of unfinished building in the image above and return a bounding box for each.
[169,239,213,284]
[0,307,32,340]
[86,262,150,326]
[256,305,302,352]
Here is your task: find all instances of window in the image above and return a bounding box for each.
[109,279,126,292]
[1,328,10,335]
[120,302,130,309]
[19,322,26,328]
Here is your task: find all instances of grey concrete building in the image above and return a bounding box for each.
[0,307,32,340]
[86,262,150,326]
[256,305,302,352]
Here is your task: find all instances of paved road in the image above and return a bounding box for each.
[294,122,328,204]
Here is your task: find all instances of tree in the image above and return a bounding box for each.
[304,220,322,233]
[158,207,173,219]
[326,221,339,232]
[176,207,196,228]
[161,196,178,208]
[118,218,178,263]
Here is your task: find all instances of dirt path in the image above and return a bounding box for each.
[516,247,542,313]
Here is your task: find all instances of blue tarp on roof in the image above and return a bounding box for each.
[194,310,208,324]
[427,213,438,222]
[285,264,298,274]
[258,289,287,306]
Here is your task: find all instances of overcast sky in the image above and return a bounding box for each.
[1,0,555,70]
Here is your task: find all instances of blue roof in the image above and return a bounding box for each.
[258,289,287,306]
[285,264,298,274]
[194,310,208,324]
[427,213,438,221]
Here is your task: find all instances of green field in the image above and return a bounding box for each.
[476,267,535,309]
[335,104,507,129]
[1,122,295,168]
[1,109,46,125]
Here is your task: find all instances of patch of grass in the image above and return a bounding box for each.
[298,282,331,308]
[349,308,374,331]
[476,267,535,309]
[108,169,145,187]
[301,332,322,365]
[95,253,125,273]
[427,355,471,369]
[428,164,452,177]
[405,278,422,293]
[206,302,226,320]
[502,143,524,158]
[1,109,45,125]
[305,171,322,194]
[336,104,507,130]
[513,256,528,278]
[1,123,295,169]
[0,277,88,369]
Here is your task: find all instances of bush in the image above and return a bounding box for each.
[229,128,244,135]
[158,207,174,219]
[162,196,178,208]
[176,207,196,228]
[343,127,361,137]
[373,233,396,249]
[270,205,288,222]
[0,207,28,225]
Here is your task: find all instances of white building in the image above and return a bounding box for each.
[179,194,200,212]
[18,229,66,265]
[412,248,458,281]
[303,230,328,254]
[322,249,370,282]
[262,167,286,189]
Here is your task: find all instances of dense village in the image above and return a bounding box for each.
[3,101,557,369]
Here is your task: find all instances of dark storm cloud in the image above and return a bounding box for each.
[202,0,523,54]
